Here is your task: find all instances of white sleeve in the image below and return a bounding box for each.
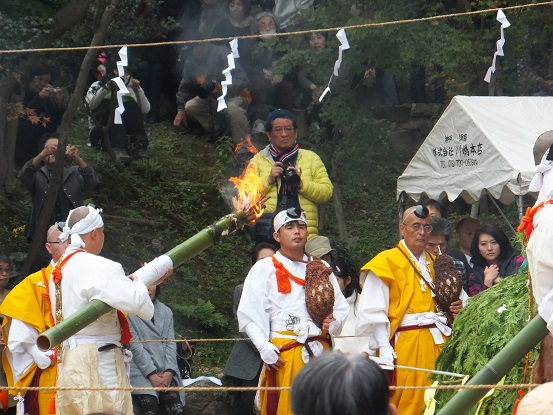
[243,321,279,364]
[355,270,390,350]
[8,319,53,369]
[328,273,350,336]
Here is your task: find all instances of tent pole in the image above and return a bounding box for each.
[470,202,479,219]
[517,194,524,222]
[485,190,516,234]
[398,192,406,239]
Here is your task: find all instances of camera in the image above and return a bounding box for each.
[197,79,216,99]
[282,164,301,187]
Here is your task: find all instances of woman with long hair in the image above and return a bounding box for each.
[467,223,524,296]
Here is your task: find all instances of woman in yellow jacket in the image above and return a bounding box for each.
[246,109,333,238]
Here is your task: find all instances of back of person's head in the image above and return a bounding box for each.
[515,382,553,415]
[420,198,447,218]
[265,108,297,133]
[291,353,395,415]
[430,217,453,242]
[330,257,360,299]
[470,223,514,266]
[251,242,277,265]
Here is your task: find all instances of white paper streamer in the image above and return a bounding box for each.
[484,10,510,83]
[217,39,239,112]
[319,29,350,103]
[114,46,128,124]
[333,29,350,77]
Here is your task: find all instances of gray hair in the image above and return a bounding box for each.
[430,217,453,242]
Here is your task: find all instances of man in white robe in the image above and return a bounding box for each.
[49,205,171,415]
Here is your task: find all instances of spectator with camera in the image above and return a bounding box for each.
[14,62,65,166]
[173,30,251,144]
[86,59,151,163]
[18,132,97,271]
[245,109,333,239]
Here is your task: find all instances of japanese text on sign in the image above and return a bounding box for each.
[431,133,483,169]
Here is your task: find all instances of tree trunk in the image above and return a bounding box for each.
[0,76,20,199]
[22,1,118,276]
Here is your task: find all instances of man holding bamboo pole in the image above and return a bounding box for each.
[48,205,171,415]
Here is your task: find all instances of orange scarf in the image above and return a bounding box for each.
[52,250,132,344]
[272,256,305,293]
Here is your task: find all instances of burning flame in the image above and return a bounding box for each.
[229,164,265,224]
[234,135,258,156]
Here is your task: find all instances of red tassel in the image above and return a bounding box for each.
[0,390,8,411]
[117,311,132,344]
[512,389,525,414]
[49,391,56,414]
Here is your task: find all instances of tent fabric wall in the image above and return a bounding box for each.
[397,96,553,204]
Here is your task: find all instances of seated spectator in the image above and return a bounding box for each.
[18,133,97,270]
[468,224,524,296]
[291,352,397,415]
[213,0,253,40]
[174,30,251,144]
[14,62,65,166]
[223,242,277,414]
[296,32,335,131]
[329,258,372,355]
[245,109,333,239]
[247,12,296,131]
[86,60,151,162]
[128,285,185,415]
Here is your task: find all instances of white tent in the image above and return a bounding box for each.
[397,96,553,206]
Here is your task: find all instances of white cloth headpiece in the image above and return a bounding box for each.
[529,149,553,201]
[59,206,104,248]
[273,209,307,232]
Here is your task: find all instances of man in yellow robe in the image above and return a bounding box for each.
[0,223,67,414]
[356,205,452,415]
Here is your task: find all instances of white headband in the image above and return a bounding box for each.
[273,209,307,232]
[60,206,104,248]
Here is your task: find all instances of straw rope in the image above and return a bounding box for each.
[0,1,551,55]
[0,384,545,392]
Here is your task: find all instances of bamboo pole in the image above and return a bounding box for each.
[37,210,249,351]
[436,315,549,415]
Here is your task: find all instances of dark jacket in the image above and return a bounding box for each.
[223,283,262,380]
[18,160,98,239]
[176,44,249,110]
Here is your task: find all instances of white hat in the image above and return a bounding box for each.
[273,208,307,233]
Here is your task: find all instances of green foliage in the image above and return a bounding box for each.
[172,299,228,330]
[434,272,538,415]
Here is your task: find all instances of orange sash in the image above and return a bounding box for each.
[272,256,305,293]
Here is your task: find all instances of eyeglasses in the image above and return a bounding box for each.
[403,223,433,233]
[271,125,295,134]
[46,241,63,244]
[0,268,11,274]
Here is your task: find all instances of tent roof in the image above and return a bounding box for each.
[397,96,553,204]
